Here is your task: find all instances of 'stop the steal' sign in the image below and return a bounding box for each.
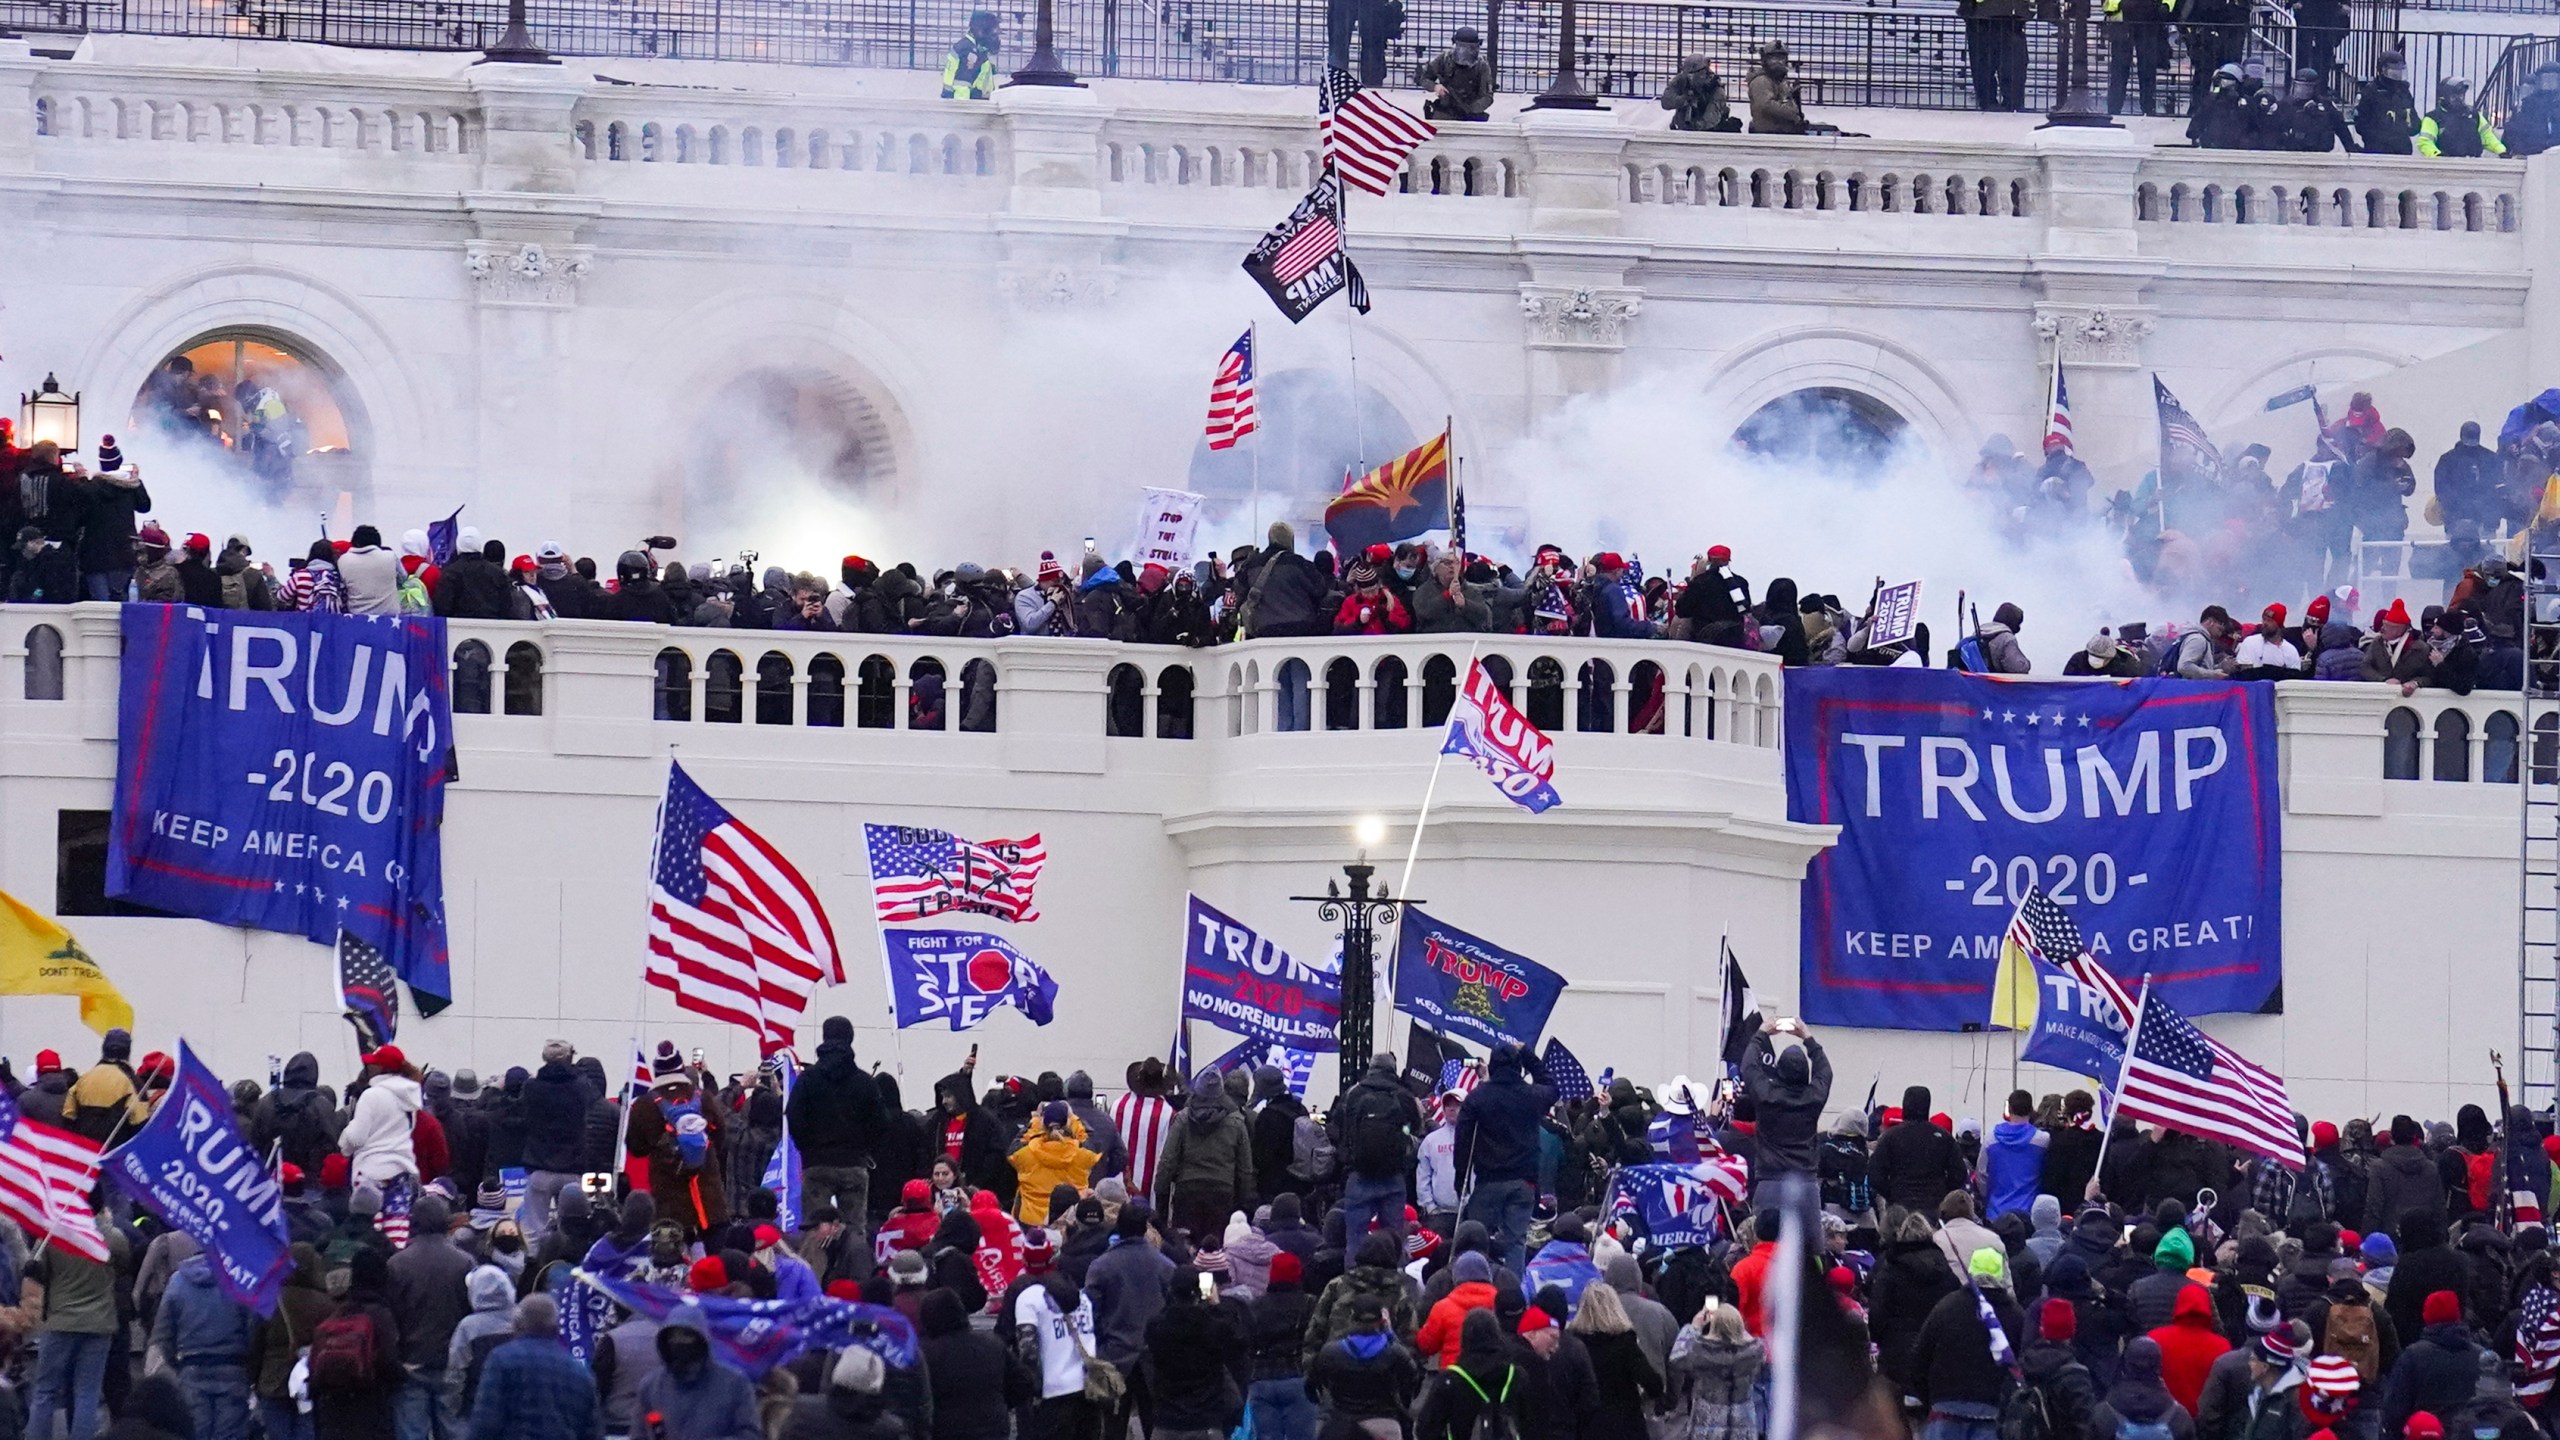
[1134,488,1205,574]
[109,606,454,1003]
[1784,668,2281,1031]
[1181,896,1341,1052]
[104,1041,292,1314]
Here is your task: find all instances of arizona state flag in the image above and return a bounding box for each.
[1323,428,1451,553]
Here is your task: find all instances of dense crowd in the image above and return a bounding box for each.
[7,387,2558,716]
[6,1016,2560,1440]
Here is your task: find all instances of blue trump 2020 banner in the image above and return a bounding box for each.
[1392,908,1567,1052]
[107,606,455,1004]
[1785,669,2281,1030]
[1183,896,1341,1052]
[883,930,1058,1029]
[103,1041,291,1314]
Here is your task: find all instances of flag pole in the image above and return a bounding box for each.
[1249,322,1263,541]
[1392,636,1480,906]
[2087,972,2152,1202]
[614,749,677,1193]
[1335,164,1366,472]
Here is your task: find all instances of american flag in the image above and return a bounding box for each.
[628,1040,653,1100]
[1205,328,1257,451]
[376,1177,412,1249]
[2045,362,2074,454]
[2116,986,2304,1170]
[1113,1089,1176,1198]
[863,823,1046,925]
[1318,67,1435,196]
[645,761,845,1057]
[2515,1282,2560,1405]
[0,1088,108,1261]
[1999,887,2136,1022]
[1541,1037,1595,1104]
[2154,375,2224,477]
[1437,1058,1484,1098]
[1272,210,1344,287]
[338,929,400,1051]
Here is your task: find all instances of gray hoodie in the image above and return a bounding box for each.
[2026,1195,2067,1269]
[1065,1071,1127,1180]
[443,1265,520,1414]
[636,1303,762,1440]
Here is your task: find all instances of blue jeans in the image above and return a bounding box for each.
[1276,660,1311,732]
[179,1363,252,1440]
[1248,1378,1320,1440]
[1462,1179,1535,1273]
[1341,1173,1406,1255]
[83,569,131,602]
[395,1368,448,1440]
[30,1330,113,1440]
[260,1396,314,1440]
[1924,1403,2001,1440]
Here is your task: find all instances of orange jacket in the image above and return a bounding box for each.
[1416,1281,1498,1366]
[2147,1283,2231,1417]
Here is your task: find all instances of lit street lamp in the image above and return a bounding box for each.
[19,373,80,453]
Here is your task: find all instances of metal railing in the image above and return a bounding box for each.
[3,0,2549,118]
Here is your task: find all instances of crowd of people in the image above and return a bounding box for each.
[6,1016,2560,1440]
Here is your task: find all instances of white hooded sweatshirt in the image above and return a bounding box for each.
[339,1073,422,1185]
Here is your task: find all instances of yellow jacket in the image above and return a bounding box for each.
[1009,1132,1098,1224]
[62,1062,148,1142]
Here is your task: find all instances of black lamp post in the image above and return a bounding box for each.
[1008,0,1083,86]
[480,0,557,64]
[1293,862,1418,1094]
[1528,0,1601,109]
[2041,0,2116,127]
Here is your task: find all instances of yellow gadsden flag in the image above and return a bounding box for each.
[0,888,134,1035]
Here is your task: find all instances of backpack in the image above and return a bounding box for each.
[457,1330,509,1413]
[2326,1296,2381,1382]
[1291,1113,1338,1183]
[218,569,250,611]
[662,1094,709,1168]
[1450,1364,1518,1440]
[2468,1150,2498,1214]
[1998,1374,2058,1440]
[308,1309,380,1391]
[2155,635,2190,678]
[397,570,431,615]
[1337,1085,1412,1178]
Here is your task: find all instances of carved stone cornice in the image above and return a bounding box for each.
[465,241,591,308]
[1520,284,1642,351]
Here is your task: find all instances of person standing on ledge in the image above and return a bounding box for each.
[942,11,999,100]
[1417,29,1494,121]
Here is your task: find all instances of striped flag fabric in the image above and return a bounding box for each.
[2154,374,2224,477]
[1205,329,1258,451]
[0,1088,108,1261]
[1436,1057,1484,1098]
[2515,1282,2560,1404]
[2045,362,2074,454]
[645,761,846,1057]
[1318,67,1435,195]
[863,823,1046,926]
[1541,1037,1595,1104]
[1112,1088,1176,1199]
[376,1178,413,1249]
[1990,886,2136,1029]
[2115,987,2305,1169]
[337,929,400,1052]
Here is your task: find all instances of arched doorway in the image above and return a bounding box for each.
[679,366,901,574]
[1730,387,1910,477]
[130,331,369,510]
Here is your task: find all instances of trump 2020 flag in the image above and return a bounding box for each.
[101,1041,292,1314]
[1442,658,1561,813]
[883,930,1058,1030]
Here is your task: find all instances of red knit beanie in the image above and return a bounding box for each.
[2040,1298,2078,1343]
[689,1257,729,1293]
[2423,1290,2461,1326]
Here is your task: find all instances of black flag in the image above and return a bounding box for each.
[337,929,400,1051]
[1718,942,1761,1069]
[1243,171,1352,323]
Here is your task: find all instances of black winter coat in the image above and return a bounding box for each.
[1870,1238,1961,1388]
[2382,1321,2480,1436]
[1910,1284,2025,1409]
[520,1061,594,1175]
[2020,1341,2099,1440]
[2386,1232,2472,1346]
[1147,1298,1246,1430]
[433,553,513,620]
[791,1047,886,1169]
[1242,547,1331,638]
[1740,1036,1829,1179]
[1871,1117,1967,1215]
[1578,1329,1662,1440]
[1454,1063,1555,1189]
[920,1304,1031,1440]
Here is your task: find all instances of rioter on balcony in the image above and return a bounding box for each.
[1417,28,1492,121]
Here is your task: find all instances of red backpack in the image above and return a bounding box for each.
[2468,1150,2499,1214]
[308,1309,380,1391]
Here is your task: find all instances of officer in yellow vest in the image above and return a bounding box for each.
[2103,0,2175,116]
[942,11,999,99]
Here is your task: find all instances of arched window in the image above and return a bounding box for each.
[1106,664,1145,737]
[1577,659,1616,733]
[654,648,692,721]
[1373,656,1408,730]
[1525,657,1565,733]
[450,640,493,715]
[2383,706,2421,780]
[1629,661,1666,735]
[1323,659,1361,731]
[704,650,744,724]
[908,658,947,731]
[959,659,998,733]
[502,642,542,715]
[1421,654,1457,727]
[755,652,794,725]
[856,656,896,729]
[23,623,64,701]
[2433,709,2471,781]
[1157,666,1195,739]
[807,655,847,728]
[2486,710,2520,784]
[1481,654,1514,702]
[1275,657,1312,733]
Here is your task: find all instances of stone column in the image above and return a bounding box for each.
[0,40,36,175]
[993,87,1121,309]
[465,64,591,194]
[2029,127,2164,482]
[460,206,600,543]
[1519,108,1629,238]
